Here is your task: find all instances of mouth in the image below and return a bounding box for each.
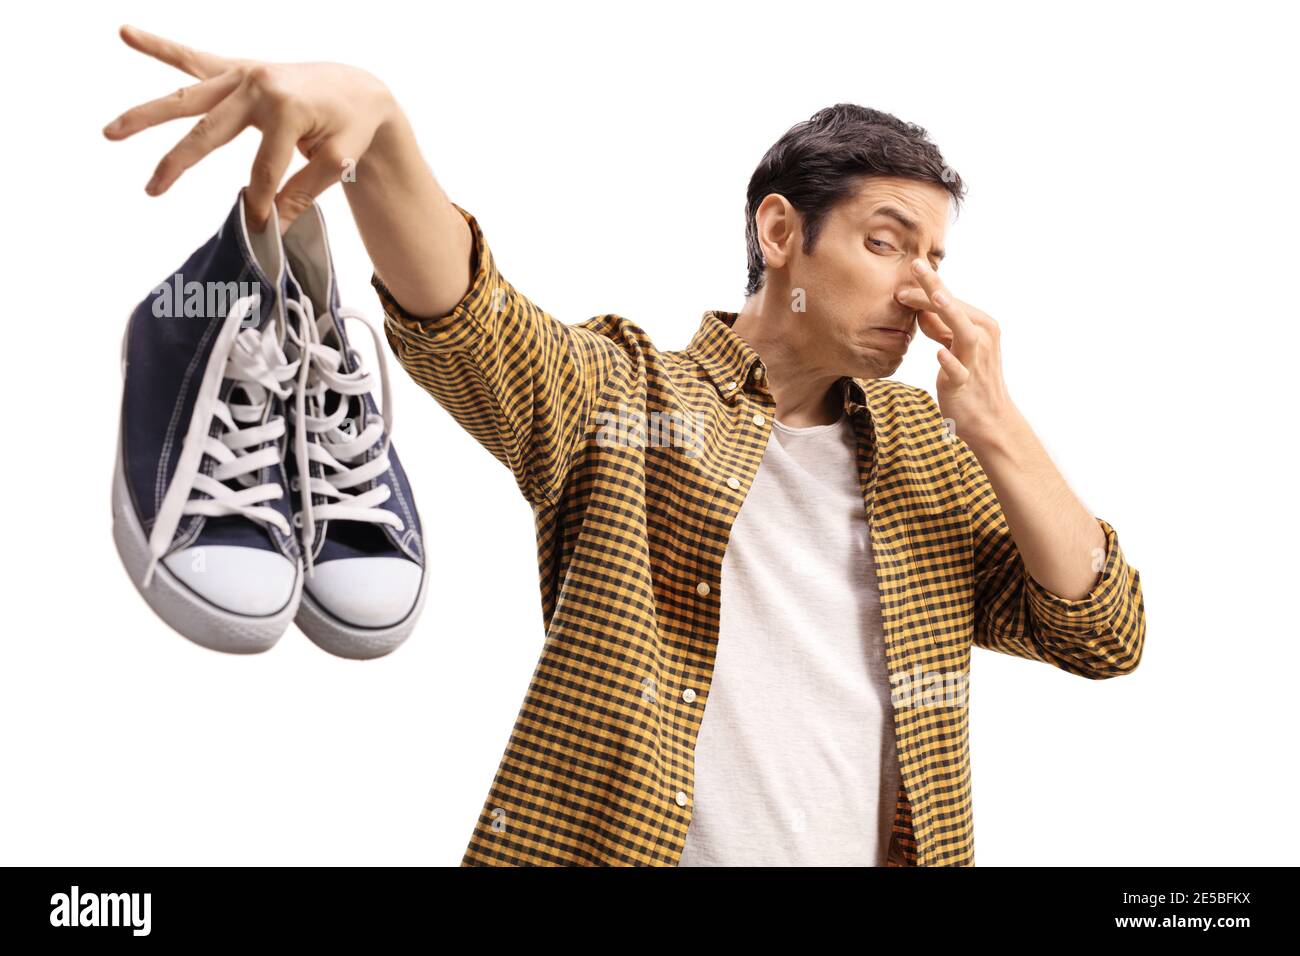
[871,327,912,346]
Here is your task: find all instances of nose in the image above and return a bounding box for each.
[894,277,916,307]
[894,283,920,319]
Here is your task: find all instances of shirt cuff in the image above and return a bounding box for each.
[1023,516,1130,636]
[371,201,493,354]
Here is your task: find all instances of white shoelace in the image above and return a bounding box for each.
[142,292,400,587]
[286,296,403,577]
[144,295,298,586]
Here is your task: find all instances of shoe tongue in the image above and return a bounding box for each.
[279,209,369,446]
[281,205,341,321]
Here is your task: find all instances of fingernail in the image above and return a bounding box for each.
[912,258,927,274]
[103,118,122,137]
[934,290,949,306]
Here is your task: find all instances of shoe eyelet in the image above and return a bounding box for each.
[292,512,303,528]
[290,477,301,492]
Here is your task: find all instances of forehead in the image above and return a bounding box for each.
[838,175,951,237]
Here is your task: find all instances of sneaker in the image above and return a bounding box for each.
[113,189,303,653]
[280,201,428,659]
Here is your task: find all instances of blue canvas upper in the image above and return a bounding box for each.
[119,190,298,562]
[281,204,424,570]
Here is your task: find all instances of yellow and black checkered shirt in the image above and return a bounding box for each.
[375,202,1147,866]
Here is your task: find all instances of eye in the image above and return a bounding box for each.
[867,237,895,251]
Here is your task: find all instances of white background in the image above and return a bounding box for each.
[2,1,1296,866]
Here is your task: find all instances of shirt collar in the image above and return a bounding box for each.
[687,310,871,415]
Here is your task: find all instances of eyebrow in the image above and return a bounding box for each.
[869,205,946,262]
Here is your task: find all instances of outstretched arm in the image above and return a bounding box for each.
[104,25,628,509]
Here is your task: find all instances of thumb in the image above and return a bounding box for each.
[275,148,350,230]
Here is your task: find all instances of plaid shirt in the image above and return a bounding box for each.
[375,202,1147,867]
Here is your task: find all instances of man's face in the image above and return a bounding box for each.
[781,175,950,380]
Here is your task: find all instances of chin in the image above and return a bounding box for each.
[858,351,901,379]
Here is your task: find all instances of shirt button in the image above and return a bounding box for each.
[682,688,697,703]
[752,367,764,381]
[696,581,711,596]
[753,413,766,426]
[726,476,740,490]
[725,381,738,392]
[675,791,689,807]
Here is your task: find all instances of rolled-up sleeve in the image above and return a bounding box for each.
[955,429,1147,679]
[1024,516,1142,635]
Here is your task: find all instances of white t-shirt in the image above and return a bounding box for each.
[677,407,901,866]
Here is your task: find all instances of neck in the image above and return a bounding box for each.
[732,290,845,428]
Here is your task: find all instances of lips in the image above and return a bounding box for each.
[872,327,912,344]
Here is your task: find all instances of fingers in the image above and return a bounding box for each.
[145,85,253,196]
[900,286,996,336]
[244,130,301,233]
[903,260,978,350]
[275,148,350,228]
[897,288,945,324]
[915,308,954,348]
[103,69,243,140]
[935,345,970,388]
[118,24,232,80]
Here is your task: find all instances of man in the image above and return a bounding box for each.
[106,26,1146,866]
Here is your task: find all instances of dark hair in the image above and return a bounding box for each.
[744,104,966,296]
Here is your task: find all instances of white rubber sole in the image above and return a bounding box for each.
[112,439,302,655]
[295,565,430,660]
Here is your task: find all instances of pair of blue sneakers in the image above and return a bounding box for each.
[113,189,427,658]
